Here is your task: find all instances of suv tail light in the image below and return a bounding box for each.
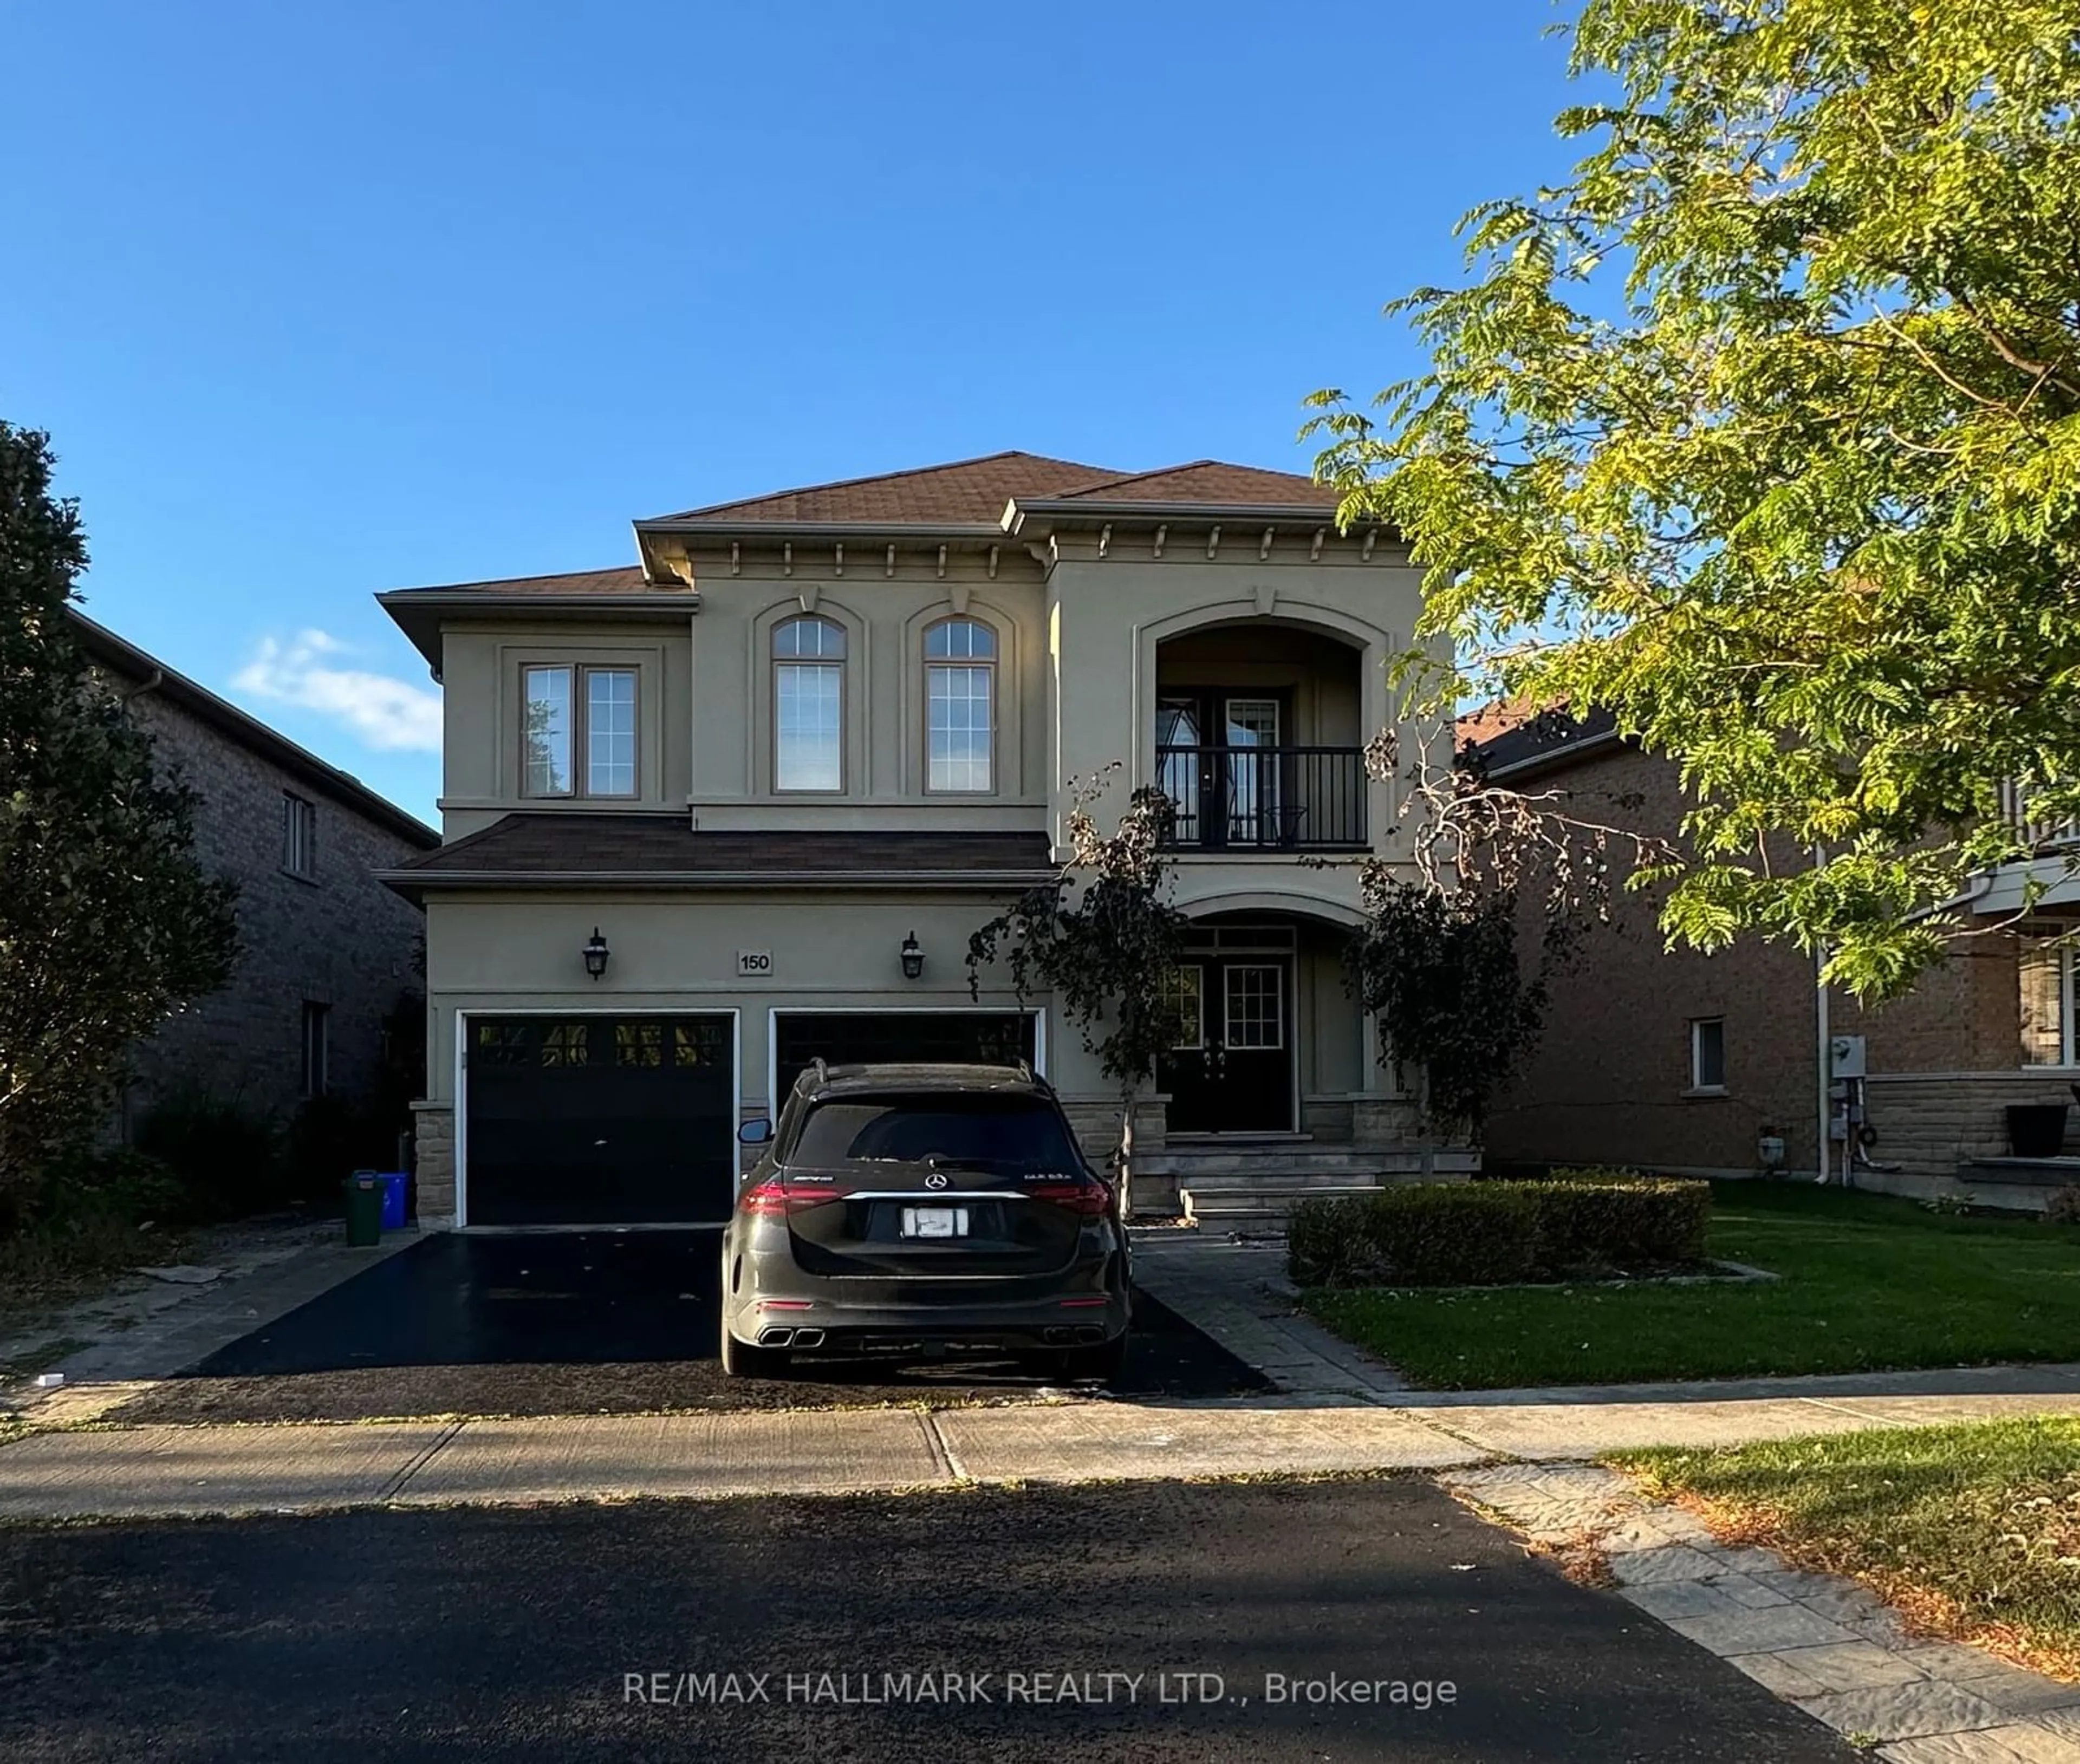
[1026,1178,1113,1218]
[738,1178,837,1217]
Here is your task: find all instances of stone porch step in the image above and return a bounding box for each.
[1139,1148,1394,1177]
[1177,1171,1400,1194]
[1180,1183,1386,1229]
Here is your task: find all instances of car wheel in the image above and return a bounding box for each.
[720,1322,789,1379]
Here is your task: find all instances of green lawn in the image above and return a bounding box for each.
[1615,1418,2080,1675]
[1301,1181,2080,1389]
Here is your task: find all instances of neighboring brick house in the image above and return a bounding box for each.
[70,611,439,1134]
[1476,710,2079,1210]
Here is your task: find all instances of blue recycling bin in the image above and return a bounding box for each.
[376,1171,410,1231]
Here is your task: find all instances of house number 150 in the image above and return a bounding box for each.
[736,949,774,977]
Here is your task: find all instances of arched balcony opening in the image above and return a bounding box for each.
[1153,621,1369,852]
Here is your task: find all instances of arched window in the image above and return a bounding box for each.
[925,617,996,792]
[773,616,846,791]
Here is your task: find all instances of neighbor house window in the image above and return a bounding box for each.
[281,793,316,878]
[2020,936,2075,1065]
[774,617,846,792]
[925,617,995,792]
[301,1001,330,1097]
[523,665,638,798]
[1689,1017,1726,1091]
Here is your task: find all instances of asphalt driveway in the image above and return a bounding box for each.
[110,1231,1268,1423]
[0,1476,1851,1763]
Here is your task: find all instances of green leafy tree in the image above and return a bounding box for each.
[0,423,238,1218]
[967,770,1187,1175]
[1311,0,2080,998]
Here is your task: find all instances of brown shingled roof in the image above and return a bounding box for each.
[384,814,1057,893]
[1052,460,1333,507]
[651,451,1124,525]
[385,565,655,597]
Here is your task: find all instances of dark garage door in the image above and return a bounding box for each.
[464,1015,736,1227]
[774,1012,1038,1100]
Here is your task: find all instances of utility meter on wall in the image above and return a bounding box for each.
[1829,1035,1868,1079]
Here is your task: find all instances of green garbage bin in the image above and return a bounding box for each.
[345,1170,383,1246]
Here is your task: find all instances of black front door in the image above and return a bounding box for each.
[464,1015,737,1227]
[1156,958,1294,1134]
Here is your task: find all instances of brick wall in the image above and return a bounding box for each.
[1484,741,2023,1186]
[119,690,429,1129]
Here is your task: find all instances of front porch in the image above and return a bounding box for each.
[1087,908,1475,1223]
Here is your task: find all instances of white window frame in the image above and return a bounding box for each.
[924,617,997,795]
[772,616,848,795]
[521,663,640,800]
[1689,1016,1727,1093]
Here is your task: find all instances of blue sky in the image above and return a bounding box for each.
[4,1,1579,822]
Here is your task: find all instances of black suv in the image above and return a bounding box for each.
[720,1062,1131,1382]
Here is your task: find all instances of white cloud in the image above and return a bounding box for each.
[233,629,442,753]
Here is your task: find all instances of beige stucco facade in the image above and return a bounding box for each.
[385,456,1435,1227]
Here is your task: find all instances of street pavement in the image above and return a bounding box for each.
[0,1475,1854,1763]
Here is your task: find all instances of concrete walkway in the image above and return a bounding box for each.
[6,1371,2080,1522]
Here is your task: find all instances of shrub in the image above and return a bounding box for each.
[133,1089,281,1222]
[1538,1167,1716,1268]
[1289,1173,1712,1288]
[2047,1185,2080,1226]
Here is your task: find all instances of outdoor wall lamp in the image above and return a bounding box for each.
[582,927,610,981]
[900,930,925,981]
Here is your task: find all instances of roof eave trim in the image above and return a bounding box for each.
[1479,727,1628,782]
[1006,498,1361,532]
[376,590,700,609]
[378,868,1059,891]
[634,518,1009,542]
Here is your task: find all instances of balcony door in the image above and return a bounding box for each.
[1157,692,1291,849]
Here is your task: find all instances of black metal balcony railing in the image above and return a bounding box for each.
[1155,744,1368,851]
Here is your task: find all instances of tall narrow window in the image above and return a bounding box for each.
[926,617,996,792]
[1690,1017,1726,1091]
[281,793,316,878]
[301,1001,330,1098]
[586,668,636,796]
[774,617,846,791]
[2020,938,2073,1065]
[523,665,573,796]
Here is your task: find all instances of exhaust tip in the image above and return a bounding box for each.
[757,1327,795,1347]
[1043,1326,1073,1345]
[791,1327,825,1349]
[1075,1325,1103,1344]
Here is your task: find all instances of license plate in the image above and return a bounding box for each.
[901,1206,968,1239]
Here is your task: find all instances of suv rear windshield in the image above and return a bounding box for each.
[789,1092,1083,1174]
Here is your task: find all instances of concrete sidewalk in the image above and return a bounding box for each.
[6,1375,2079,1522]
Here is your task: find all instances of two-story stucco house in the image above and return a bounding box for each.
[378,452,1443,1230]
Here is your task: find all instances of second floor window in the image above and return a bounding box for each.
[774,616,846,792]
[281,792,316,878]
[523,665,638,798]
[926,617,995,792]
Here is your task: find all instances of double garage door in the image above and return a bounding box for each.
[461,1010,1038,1228]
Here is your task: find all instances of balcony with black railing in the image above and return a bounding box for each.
[1155,744,1369,852]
